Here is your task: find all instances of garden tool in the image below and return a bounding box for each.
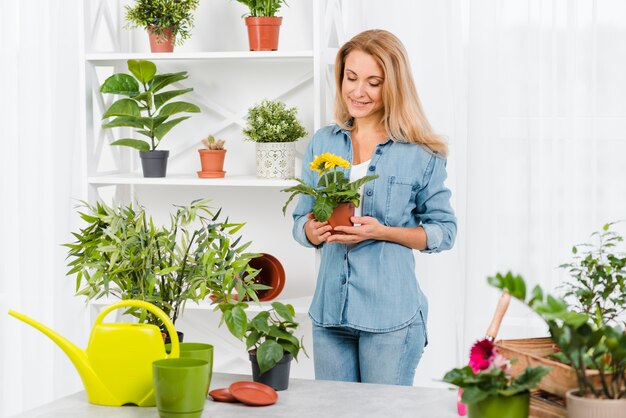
[8,299,179,407]
[457,291,511,416]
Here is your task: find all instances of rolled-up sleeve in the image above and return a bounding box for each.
[291,136,320,248]
[415,155,457,253]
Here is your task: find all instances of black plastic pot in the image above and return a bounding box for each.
[249,352,292,391]
[163,330,184,345]
[139,150,169,178]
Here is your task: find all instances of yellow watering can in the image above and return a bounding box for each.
[8,300,180,407]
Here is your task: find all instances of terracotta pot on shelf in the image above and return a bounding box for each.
[247,253,285,302]
[327,202,355,234]
[197,149,226,178]
[148,26,175,53]
[245,16,282,51]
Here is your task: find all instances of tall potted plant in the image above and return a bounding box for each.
[281,152,378,229]
[489,272,626,418]
[243,99,307,179]
[64,199,265,339]
[220,301,306,391]
[234,0,288,51]
[100,59,200,177]
[125,0,200,52]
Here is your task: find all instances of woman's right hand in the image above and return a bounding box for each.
[305,213,333,246]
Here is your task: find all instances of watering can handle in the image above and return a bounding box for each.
[93,300,179,358]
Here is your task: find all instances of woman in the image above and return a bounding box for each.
[291,30,457,385]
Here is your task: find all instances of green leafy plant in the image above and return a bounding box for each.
[243,99,307,143]
[125,0,200,46]
[559,222,626,328]
[443,338,550,404]
[220,301,306,374]
[100,59,200,151]
[201,134,226,150]
[64,199,265,326]
[489,272,626,399]
[281,152,378,222]
[234,0,288,17]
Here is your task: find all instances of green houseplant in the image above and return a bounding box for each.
[489,272,626,418]
[443,337,549,418]
[125,0,200,52]
[233,1,289,50]
[64,199,264,334]
[100,59,200,177]
[281,152,378,227]
[243,99,307,179]
[220,301,306,390]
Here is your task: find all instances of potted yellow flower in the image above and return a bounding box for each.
[281,153,378,228]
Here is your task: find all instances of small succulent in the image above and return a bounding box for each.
[202,135,226,150]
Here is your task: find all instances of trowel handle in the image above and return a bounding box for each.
[485,292,511,341]
[94,300,179,357]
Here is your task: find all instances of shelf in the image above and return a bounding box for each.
[87,174,298,187]
[85,50,314,63]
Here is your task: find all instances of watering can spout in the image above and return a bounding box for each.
[7,310,119,405]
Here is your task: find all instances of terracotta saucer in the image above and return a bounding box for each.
[209,388,238,403]
[197,170,226,178]
[228,381,278,406]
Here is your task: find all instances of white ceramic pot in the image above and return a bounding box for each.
[255,142,295,179]
[566,389,626,418]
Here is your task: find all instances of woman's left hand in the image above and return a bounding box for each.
[326,216,384,244]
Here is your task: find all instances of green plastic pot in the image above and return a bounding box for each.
[468,391,530,418]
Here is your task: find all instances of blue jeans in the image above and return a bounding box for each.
[312,312,427,385]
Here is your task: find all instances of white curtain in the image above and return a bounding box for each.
[0,0,87,416]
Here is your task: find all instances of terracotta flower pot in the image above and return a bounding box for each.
[566,389,626,418]
[247,253,285,302]
[148,27,175,53]
[245,16,282,51]
[327,202,355,234]
[197,149,226,178]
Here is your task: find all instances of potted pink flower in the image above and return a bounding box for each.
[443,338,550,418]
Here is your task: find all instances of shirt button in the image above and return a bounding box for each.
[366,190,373,196]
[344,254,347,260]
[368,166,375,172]
[341,277,347,285]
[376,149,382,155]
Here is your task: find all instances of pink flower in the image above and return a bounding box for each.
[469,339,495,372]
[491,353,511,375]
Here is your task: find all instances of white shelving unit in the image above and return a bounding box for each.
[79,0,352,380]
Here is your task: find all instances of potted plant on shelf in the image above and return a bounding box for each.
[100,59,200,178]
[281,152,378,230]
[125,0,200,52]
[64,199,264,342]
[489,272,626,418]
[233,0,288,51]
[443,338,550,418]
[220,301,306,390]
[198,134,227,178]
[243,99,307,179]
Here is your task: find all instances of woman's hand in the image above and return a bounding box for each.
[305,213,333,246]
[326,216,384,244]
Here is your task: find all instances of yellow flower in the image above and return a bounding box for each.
[310,153,350,175]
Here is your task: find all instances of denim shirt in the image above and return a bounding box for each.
[292,124,457,332]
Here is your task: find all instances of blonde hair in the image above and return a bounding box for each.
[334,29,448,156]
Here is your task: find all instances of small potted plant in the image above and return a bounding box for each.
[220,301,306,391]
[64,199,263,341]
[100,59,200,177]
[233,0,288,51]
[125,0,200,52]
[281,152,378,229]
[243,99,308,179]
[489,272,626,418]
[198,134,227,178]
[443,338,550,418]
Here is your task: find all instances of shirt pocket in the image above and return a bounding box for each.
[384,176,417,226]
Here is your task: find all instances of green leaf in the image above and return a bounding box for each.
[272,302,294,322]
[102,117,144,129]
[100,74,139,96]
[154,116,190,140]
[103,99,141,119]
[110,138,150,151]
[154,88,193,109]
[127,60,156,84]
[150,72,189,93]
[256,340,284,374]
[224,306,247,339]
[313,197,334,222]
[158,101,201,117]
[461,386,489,404]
